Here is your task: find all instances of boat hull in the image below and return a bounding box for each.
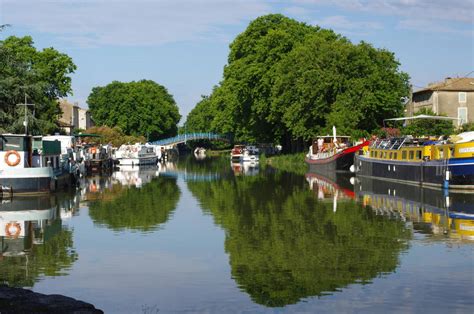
[118,156,158,166]
[0,167,55,195]
[355,155,474,190]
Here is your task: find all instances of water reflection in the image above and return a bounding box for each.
[0,196,77,287]
[187,168,410,307]
[87,167,180,232]
[355,177,474,241]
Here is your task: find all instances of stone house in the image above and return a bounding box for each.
[58,100,94,134]
[408,77,474,127]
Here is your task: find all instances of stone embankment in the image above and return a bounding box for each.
[0,285,103,313]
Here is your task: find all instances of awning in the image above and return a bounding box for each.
[384,114,460,122]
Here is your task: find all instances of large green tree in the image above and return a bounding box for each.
[87,80,181,141]
[184,14,409,150]
[0,35,76,134]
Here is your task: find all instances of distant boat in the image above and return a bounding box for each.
[241,145,259,162]
[114,144,158,167]
[230,145,245,161]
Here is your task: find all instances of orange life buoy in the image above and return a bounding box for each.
[90,183,98,192]
[90,147,97,154]
[5,222,21,238]
[4,150,21,167]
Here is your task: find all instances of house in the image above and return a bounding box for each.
[58,100,94,134]
[408,77,474,127]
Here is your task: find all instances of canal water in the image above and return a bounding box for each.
[1,156,473,313]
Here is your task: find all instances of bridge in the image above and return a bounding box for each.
[149,132,230,146]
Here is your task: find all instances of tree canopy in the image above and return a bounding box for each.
[400,108,455,137]
[87,80,181,141]
[0,34,76,134]
[184,14,409,150]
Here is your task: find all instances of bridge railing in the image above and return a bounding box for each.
[149,132,229,146]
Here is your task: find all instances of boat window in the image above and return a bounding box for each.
[2,136,25,151]
[402,151,407,159]
[409,151,414,160]
[416,150,422,160]
[389,152,393,159]
[439,149,444,159]
[394,153,398,160]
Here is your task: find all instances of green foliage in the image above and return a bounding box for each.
[88,176,180,232]
[186,170,410,307]
[87,80,181,141]
[458,122,474,132]
[401,108,455,137]
[184,14,409,149]
[82,126,146,147]
[0,35,76,134]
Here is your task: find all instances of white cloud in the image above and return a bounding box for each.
[1,0,270,47]
[315,15,382,31]
[292,0,474,24]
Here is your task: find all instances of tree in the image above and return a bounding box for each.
[0,35,76,134]
[81,126,145,147]
[87,80,181,141]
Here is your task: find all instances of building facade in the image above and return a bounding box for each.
[58,100,94,134]
[408,77,474,127]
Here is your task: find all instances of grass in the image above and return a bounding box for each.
[265,152,307,175]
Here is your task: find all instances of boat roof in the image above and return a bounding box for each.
[384,115,459,122]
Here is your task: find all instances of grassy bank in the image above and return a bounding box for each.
[265,153,307,175]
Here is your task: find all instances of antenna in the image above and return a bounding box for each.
[16,93,35,135]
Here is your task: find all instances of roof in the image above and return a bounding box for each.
[414,77,474,94]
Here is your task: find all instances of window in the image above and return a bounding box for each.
[409,151,414,159]
[459,92,467,103]
[402,151,407,159]
[458,107,468,126]
[394,153,398,160]
[416,150,422,159]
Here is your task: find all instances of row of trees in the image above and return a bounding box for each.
[185,14,410,150]
[0,28,76,134]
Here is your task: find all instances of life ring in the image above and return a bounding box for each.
[90,183,98,192]
[4,150,21,167]
[5,222,21,238]
[90,147,97,154]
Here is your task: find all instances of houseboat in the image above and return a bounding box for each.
[83,144,114,174]
[305,131,369,174]
[230,145,245,161]
[114,144,158,167]
[0,134,67,196]
[241,145,259,162]
[354,132,474,190]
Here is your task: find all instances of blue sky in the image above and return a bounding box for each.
[1,0,473,123]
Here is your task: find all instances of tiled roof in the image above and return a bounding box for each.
[414,77,474,93]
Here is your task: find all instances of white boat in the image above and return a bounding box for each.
[194,147,206,160]
[241,145,260,162]
[114,144,158,166]
[1,134,62,195]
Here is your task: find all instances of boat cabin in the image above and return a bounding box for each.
[311,136,351,155]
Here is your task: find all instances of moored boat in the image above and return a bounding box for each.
[114,144,158,167]
[354,132,474,190]
[305,134,369,174]
[230,145,245,161]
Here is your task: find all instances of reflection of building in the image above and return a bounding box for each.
[356,177,474,241]
[58,100,94,134]
[408,77,474,126]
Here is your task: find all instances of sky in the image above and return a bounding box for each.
[1,0,473,123]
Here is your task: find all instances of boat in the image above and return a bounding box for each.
[114,144,158,167]
[194,147,206,160]
[354,132,474,190]
[83,144,114,174]
[305,127,369,174]
[1,134,66,195]
[230,145,245,161]
[241,145,259,162]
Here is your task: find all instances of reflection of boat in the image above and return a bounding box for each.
[305,172,355,201]
[112,166,160,188]
[0,196,56,256]
[231,161,259,176]
[355,176,474,240]
[355,132,474,189]
[306,130,369,173]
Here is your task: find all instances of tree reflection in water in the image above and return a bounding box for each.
[187,170,411,307]
[88,176,180,232]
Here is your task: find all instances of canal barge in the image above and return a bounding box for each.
[305,135,369,174]
[354,132,474,190]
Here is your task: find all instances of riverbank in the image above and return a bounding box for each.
[265,153,307,175]
[0,285,103,313]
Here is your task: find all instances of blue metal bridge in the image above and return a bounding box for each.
[149,132,229,146]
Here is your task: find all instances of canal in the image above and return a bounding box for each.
[1,156,473,313]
